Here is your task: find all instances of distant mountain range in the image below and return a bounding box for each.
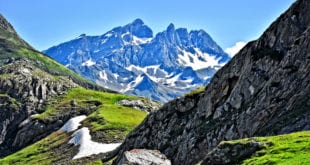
[44,19,230,102]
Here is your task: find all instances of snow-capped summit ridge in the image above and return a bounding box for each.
[45,19,230,102]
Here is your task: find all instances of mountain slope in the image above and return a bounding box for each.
[0,15,108,91]
[0,88,154,164]
[113,0,310,164]
[0,13,156,162]
[44,20,230,102]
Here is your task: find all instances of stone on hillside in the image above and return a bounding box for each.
[117,99,161,113]
[117,149,171,165]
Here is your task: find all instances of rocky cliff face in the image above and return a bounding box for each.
[114,0,310,164]
[0,59,78,157]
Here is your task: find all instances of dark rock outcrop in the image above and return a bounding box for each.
[113,0,310,164]
[117,149,171,165]
[201,140,265,165]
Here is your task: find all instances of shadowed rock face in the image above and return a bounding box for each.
[201,140,265,165]
[114,0,310,164]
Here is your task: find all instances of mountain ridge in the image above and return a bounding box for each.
[44,19,230,102]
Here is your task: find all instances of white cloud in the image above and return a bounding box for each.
[225,41,247,57]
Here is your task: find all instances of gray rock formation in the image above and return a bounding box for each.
[201,140,265,165]
[117,149,171,165]
[0,59,77,157]
[117,99,161,113]
[113,0,310,164]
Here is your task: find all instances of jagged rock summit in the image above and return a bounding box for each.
[44,19,230,102]
[113,0,310,164]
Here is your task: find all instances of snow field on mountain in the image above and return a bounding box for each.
[60,115,121,159]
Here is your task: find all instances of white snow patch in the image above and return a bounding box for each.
[203,76,211,80]
[101,39,108,44]
[132,36,152,45]
[99,70,108,81]
[104,33,113,38]
[93,49,100,53]
[133,74,144,87]
[182,78,194,83]
[165,74,182,87]
[81,59,96,67]
[113,73,119,79]
[121,32,152,45]
[60,115,86,133]
[69,127,121,159]
[177,48,220,70]
[225,41,247,57]
[120,85,130,93]
[125,65,198,88]
[126,65,160,73]
[121,32,130,38]
[126,65,164,83]
[120,74,144,93]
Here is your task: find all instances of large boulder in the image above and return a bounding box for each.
[117,149,171,165]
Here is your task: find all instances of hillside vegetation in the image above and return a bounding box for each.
[0,88,148,164]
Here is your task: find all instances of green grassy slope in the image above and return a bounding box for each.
[0,131,69,165]
[33,87,147,139]
[0,88,148,164]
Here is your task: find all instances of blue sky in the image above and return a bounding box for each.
[0,0,295,51]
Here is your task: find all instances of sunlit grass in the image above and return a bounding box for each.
[234,131,310,164]
[1,88,147,164]
[185,86,205,96]
[0,131,69,165]
[202,131,310,165]
[34,87,147,135]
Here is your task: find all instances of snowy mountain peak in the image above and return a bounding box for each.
[78,33,87,38]
[45,19,230,102]
[167,23,175,32]
[131,18,144,26]
[122,19,153,38]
